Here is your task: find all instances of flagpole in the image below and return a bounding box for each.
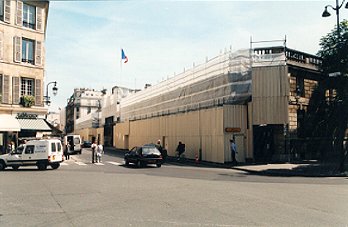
[120,48,122,86]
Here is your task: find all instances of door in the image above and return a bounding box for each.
[6,146,24,165]
[21,145,37,165]
[235,134,245,163]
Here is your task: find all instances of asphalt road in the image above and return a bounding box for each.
[0,148,347,226]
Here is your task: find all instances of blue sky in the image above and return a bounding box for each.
[44,0,344,110]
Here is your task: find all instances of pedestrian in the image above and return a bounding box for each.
[230,139,238,165]
[96,143,104,163]
[156,139,167,161]
[64,143,70,160]
[176,141,185,160]
[91,141,97,163]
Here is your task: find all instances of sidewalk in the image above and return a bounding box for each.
[104,147,348,177]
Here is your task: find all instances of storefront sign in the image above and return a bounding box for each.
[225,127,241,133]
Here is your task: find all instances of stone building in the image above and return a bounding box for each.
[0,0,50,153]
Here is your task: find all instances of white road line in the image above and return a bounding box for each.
[107,161,123,166]
[75,162,87,166]
[60,162,69,166]
[94,162,105,166]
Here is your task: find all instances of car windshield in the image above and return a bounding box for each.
[12,146,24,154]
[142,146,161,155]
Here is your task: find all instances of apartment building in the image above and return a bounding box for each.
[0,0,50,153]
[66,88,104,137]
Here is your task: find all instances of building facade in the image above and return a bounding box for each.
[0,0,50,153]
[114,47,322,163]
[66,88,104,139]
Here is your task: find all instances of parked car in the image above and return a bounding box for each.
[82,141,92,148]
[124,144,163,168]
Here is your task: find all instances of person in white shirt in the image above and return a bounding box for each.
[96,143,104,163]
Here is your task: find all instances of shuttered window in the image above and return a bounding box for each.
[36,7,42,31]
[0,31,3,61]
[35,41,42,66]
[14,36,21,63]
[22,38,34,64]
[16,0,22,26]
[23,3,35,29]
[3,0,10,23]
[21,78,34,96]
[35,79,42,106]
[2,75,10,104]
[12,77,20,104]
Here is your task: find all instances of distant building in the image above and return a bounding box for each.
[65,88,104,136]
[73,86,139,145]
[0,0,50,152]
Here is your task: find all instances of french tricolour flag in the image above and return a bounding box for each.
[121,49,128,63]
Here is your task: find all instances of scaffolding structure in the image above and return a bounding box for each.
[120,49,252,121]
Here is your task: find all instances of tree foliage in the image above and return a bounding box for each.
[306,19,348,171]
[317,20,348,76]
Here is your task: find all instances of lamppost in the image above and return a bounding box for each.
[322,0,348,39]
[44,81,58,106]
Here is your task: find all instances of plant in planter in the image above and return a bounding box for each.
[21,95,35,107]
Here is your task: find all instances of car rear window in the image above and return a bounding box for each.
[142,147,161,155]
[51,142,57,152]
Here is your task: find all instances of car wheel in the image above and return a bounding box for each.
[156,163,162,168]
[125,160,129,166]
[51,163,60,169]
[37,162,47,170]
[136,160,141,168]
[12,165,20,170]
[0,160,6,170]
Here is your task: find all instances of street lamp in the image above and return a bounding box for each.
[322,0,348,39]
[44,81,58,106]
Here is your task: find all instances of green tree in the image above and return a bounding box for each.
[315,20,348,172]
[317,20,348,76]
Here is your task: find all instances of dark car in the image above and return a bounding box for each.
[82,141,92,148]
[124,144,163,168]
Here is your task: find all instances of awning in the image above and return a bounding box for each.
[17,118,52,131]
[0,115,21,132]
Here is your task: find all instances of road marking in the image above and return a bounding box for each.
[107,161,123,166]
[60,162,69,166]
[94,162,105,166]
[75,162,87,166]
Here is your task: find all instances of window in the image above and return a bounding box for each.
[22,38,35,64]
[23,3,36,29]
[25,145,34,154]
[296,77,305,97]
[87,106,91,114]
[56,142,61,152]
[0,74,2,102]
[0,0,4,21]
[21,78,34,96]
[51,142,56,152]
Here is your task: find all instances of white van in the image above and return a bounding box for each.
[64,135,82,154]
[0,139,64,170]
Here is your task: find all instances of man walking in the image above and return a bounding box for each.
[230,139,237,165]
[91,141,97,163]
